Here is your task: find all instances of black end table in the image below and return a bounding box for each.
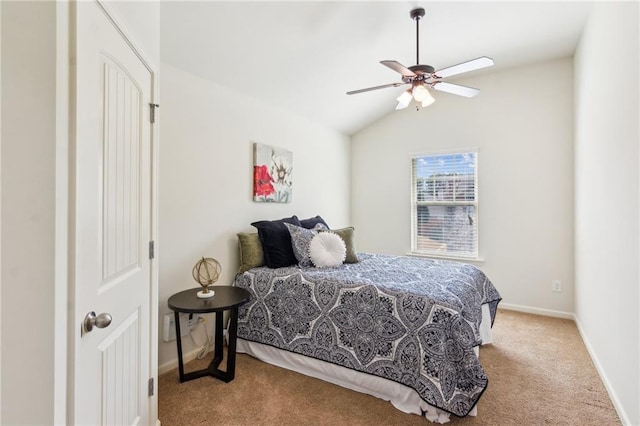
[168,286,250,383]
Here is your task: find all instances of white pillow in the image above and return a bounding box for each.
[308,232,346,268]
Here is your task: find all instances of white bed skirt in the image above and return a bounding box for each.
[236,303,493,424]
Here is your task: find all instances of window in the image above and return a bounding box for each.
[411,150,478,259]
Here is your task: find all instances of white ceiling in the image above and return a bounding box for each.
[160,1,592,135]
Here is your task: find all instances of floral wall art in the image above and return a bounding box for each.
[253,142,293,203]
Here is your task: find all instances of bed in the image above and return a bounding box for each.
[232,238,501,423]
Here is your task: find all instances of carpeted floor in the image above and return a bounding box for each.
[158,309,620,425]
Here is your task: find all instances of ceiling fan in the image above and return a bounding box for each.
[346,7,494,110]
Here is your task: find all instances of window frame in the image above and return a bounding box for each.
[409,148,480,261]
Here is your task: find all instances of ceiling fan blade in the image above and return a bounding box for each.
[380,60,417,77]
[432,81,480,98]
[346,82,408,95]
[433,56,494,79]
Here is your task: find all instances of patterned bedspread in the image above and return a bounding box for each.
[233,253,501,417]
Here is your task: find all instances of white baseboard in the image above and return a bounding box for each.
[573,316,631,425]
[498,302,574,319]
[158,347,202,376]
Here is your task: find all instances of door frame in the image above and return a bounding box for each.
[59,1,159,423]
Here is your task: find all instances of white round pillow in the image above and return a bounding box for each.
[308,232,346,268]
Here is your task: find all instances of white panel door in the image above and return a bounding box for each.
[72,2,153,424]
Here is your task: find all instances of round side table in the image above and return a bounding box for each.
[168,286,250,383]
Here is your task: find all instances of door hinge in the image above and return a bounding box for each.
[148,377,154,397]
[150,103,159,124]
[149,240,155,259]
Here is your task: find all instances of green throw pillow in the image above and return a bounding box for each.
[330,227,359,264]
[237,232,265,273]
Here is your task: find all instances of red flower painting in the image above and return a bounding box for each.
[253,143,292,203]
[253,165,275,197]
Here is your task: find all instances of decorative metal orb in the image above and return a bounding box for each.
[192,257,221,298]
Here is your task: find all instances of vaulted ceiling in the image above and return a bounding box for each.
[160,1,592,135]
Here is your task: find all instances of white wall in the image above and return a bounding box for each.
[104,1,160,67]
[157,63,351,368]
[1,2,57,424]
[351,58,575,316]
[574,2,639,425]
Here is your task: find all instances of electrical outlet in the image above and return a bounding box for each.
[162,312,200,342]
[552,280,562,292]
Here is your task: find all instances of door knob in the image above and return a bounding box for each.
[83,311,112,334]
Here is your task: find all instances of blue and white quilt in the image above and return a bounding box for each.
[233,253,501,417]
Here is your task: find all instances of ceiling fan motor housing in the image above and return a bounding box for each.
[401,65,436,85]
[409,64,435,75]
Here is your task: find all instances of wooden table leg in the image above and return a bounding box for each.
[226,307,239,382]
[174,311,186,382]
[213,310,224,366]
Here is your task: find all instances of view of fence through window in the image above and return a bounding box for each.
[411,151,478,258]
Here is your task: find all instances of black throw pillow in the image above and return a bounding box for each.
[299,215,330,230]
[251,215,301,268]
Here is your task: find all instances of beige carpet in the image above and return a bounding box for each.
[159,309,620,425]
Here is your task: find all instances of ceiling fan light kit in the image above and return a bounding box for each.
[395,90,413,110]
[347,7,494,111]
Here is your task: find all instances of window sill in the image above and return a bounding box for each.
[406,252,485,265]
